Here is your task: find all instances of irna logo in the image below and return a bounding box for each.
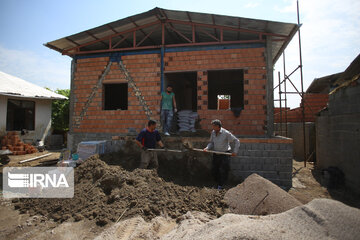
[8,172,69,188]
[3,167,74,198]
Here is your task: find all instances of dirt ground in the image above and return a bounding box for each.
[1,155,359,240]
[0,150,61,169]
[288,160,360,209]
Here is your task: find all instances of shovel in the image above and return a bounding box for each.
[147,148,184,153]
[182,140,233,156]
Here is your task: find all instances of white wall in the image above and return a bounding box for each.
[0,95,52,143]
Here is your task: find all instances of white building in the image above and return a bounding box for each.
[0,71,67,143]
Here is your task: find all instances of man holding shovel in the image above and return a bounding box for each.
[135,120,165,169]
[204,119,240,189]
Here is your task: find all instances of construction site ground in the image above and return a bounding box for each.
[0,152,359,239]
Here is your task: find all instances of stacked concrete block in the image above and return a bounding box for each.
[231,137,293,188]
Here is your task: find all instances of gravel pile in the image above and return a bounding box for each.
[224,173,302,215]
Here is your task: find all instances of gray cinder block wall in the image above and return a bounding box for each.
[232,139,293,188]
[316,82,360,194]
[274,122,315,162]
[69,134,293,188]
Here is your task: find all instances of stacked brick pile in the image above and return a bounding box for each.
[0,132,37,155]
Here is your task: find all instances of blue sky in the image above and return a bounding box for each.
[0,0,359,108]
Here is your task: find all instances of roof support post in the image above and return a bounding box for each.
[162,22,165,45]
[68,58,76,137]
[266,35,274,137]
[68,58,77,151]
[161,46,165,92]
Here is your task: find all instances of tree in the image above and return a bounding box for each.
[51,89,70,133]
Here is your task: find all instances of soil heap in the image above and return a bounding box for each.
[224,173,302,215]
[13,155,227,226]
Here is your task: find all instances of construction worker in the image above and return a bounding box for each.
[160,85,177,136]
[135,120,165,169]
[204,119,240,189]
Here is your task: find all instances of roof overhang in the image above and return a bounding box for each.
[45,7,298,64]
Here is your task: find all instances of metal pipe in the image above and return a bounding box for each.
[283,52,288,137]
[161,46,165,92]
[278,71,282,135]
[297,0,306,167]
[273,65,300,90]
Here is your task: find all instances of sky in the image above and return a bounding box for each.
[0,0,359,108]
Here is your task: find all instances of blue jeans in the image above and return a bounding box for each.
[161,109,173,133]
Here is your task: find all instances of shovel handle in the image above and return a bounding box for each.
[192,148,233,156]
[147,148,183,153]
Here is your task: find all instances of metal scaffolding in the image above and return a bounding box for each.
[273,0,307,167]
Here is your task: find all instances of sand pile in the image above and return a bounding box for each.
[91,198,360,240]
[160,198,360,240]
[224,173,302,215]
[13,155,227,226]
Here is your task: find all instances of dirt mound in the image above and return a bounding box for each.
[224,173,301,215]
[13,155,227,226]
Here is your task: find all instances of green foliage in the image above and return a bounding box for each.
[51,89,70,132]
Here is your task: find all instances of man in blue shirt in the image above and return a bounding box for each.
[160,85,177,136]
[204,119,240,189]
[135,120,164,169]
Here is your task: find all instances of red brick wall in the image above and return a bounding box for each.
[274,93,328,123]
[73,54,161,134]
[72,47,267,136]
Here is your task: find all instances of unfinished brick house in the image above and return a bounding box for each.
[46,8,299,187]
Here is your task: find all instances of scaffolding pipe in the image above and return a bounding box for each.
[278,71,282,134]
[283,52,288,136]
[296,0,306,167]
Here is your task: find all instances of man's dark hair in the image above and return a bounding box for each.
[148,119,157,127]
[167,85,173,88]
[211,119,222,128]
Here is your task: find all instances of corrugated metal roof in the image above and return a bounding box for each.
[0,71,68,100]
[45,7,298,63]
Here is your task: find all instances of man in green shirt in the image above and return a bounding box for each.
[160,85,177,136]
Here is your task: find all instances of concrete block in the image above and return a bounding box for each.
[279,172,292,180]
[280,158,291,165]
[271,144,280,150]
[264,158,277,165]
[269,151,278,157]
[249,150,257,157]
[263,172,278,179]
[265,143,272,150]
[275,164,292,172]
[262,151,269,157]
[253,158,264,165]
[263,164,276,171]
